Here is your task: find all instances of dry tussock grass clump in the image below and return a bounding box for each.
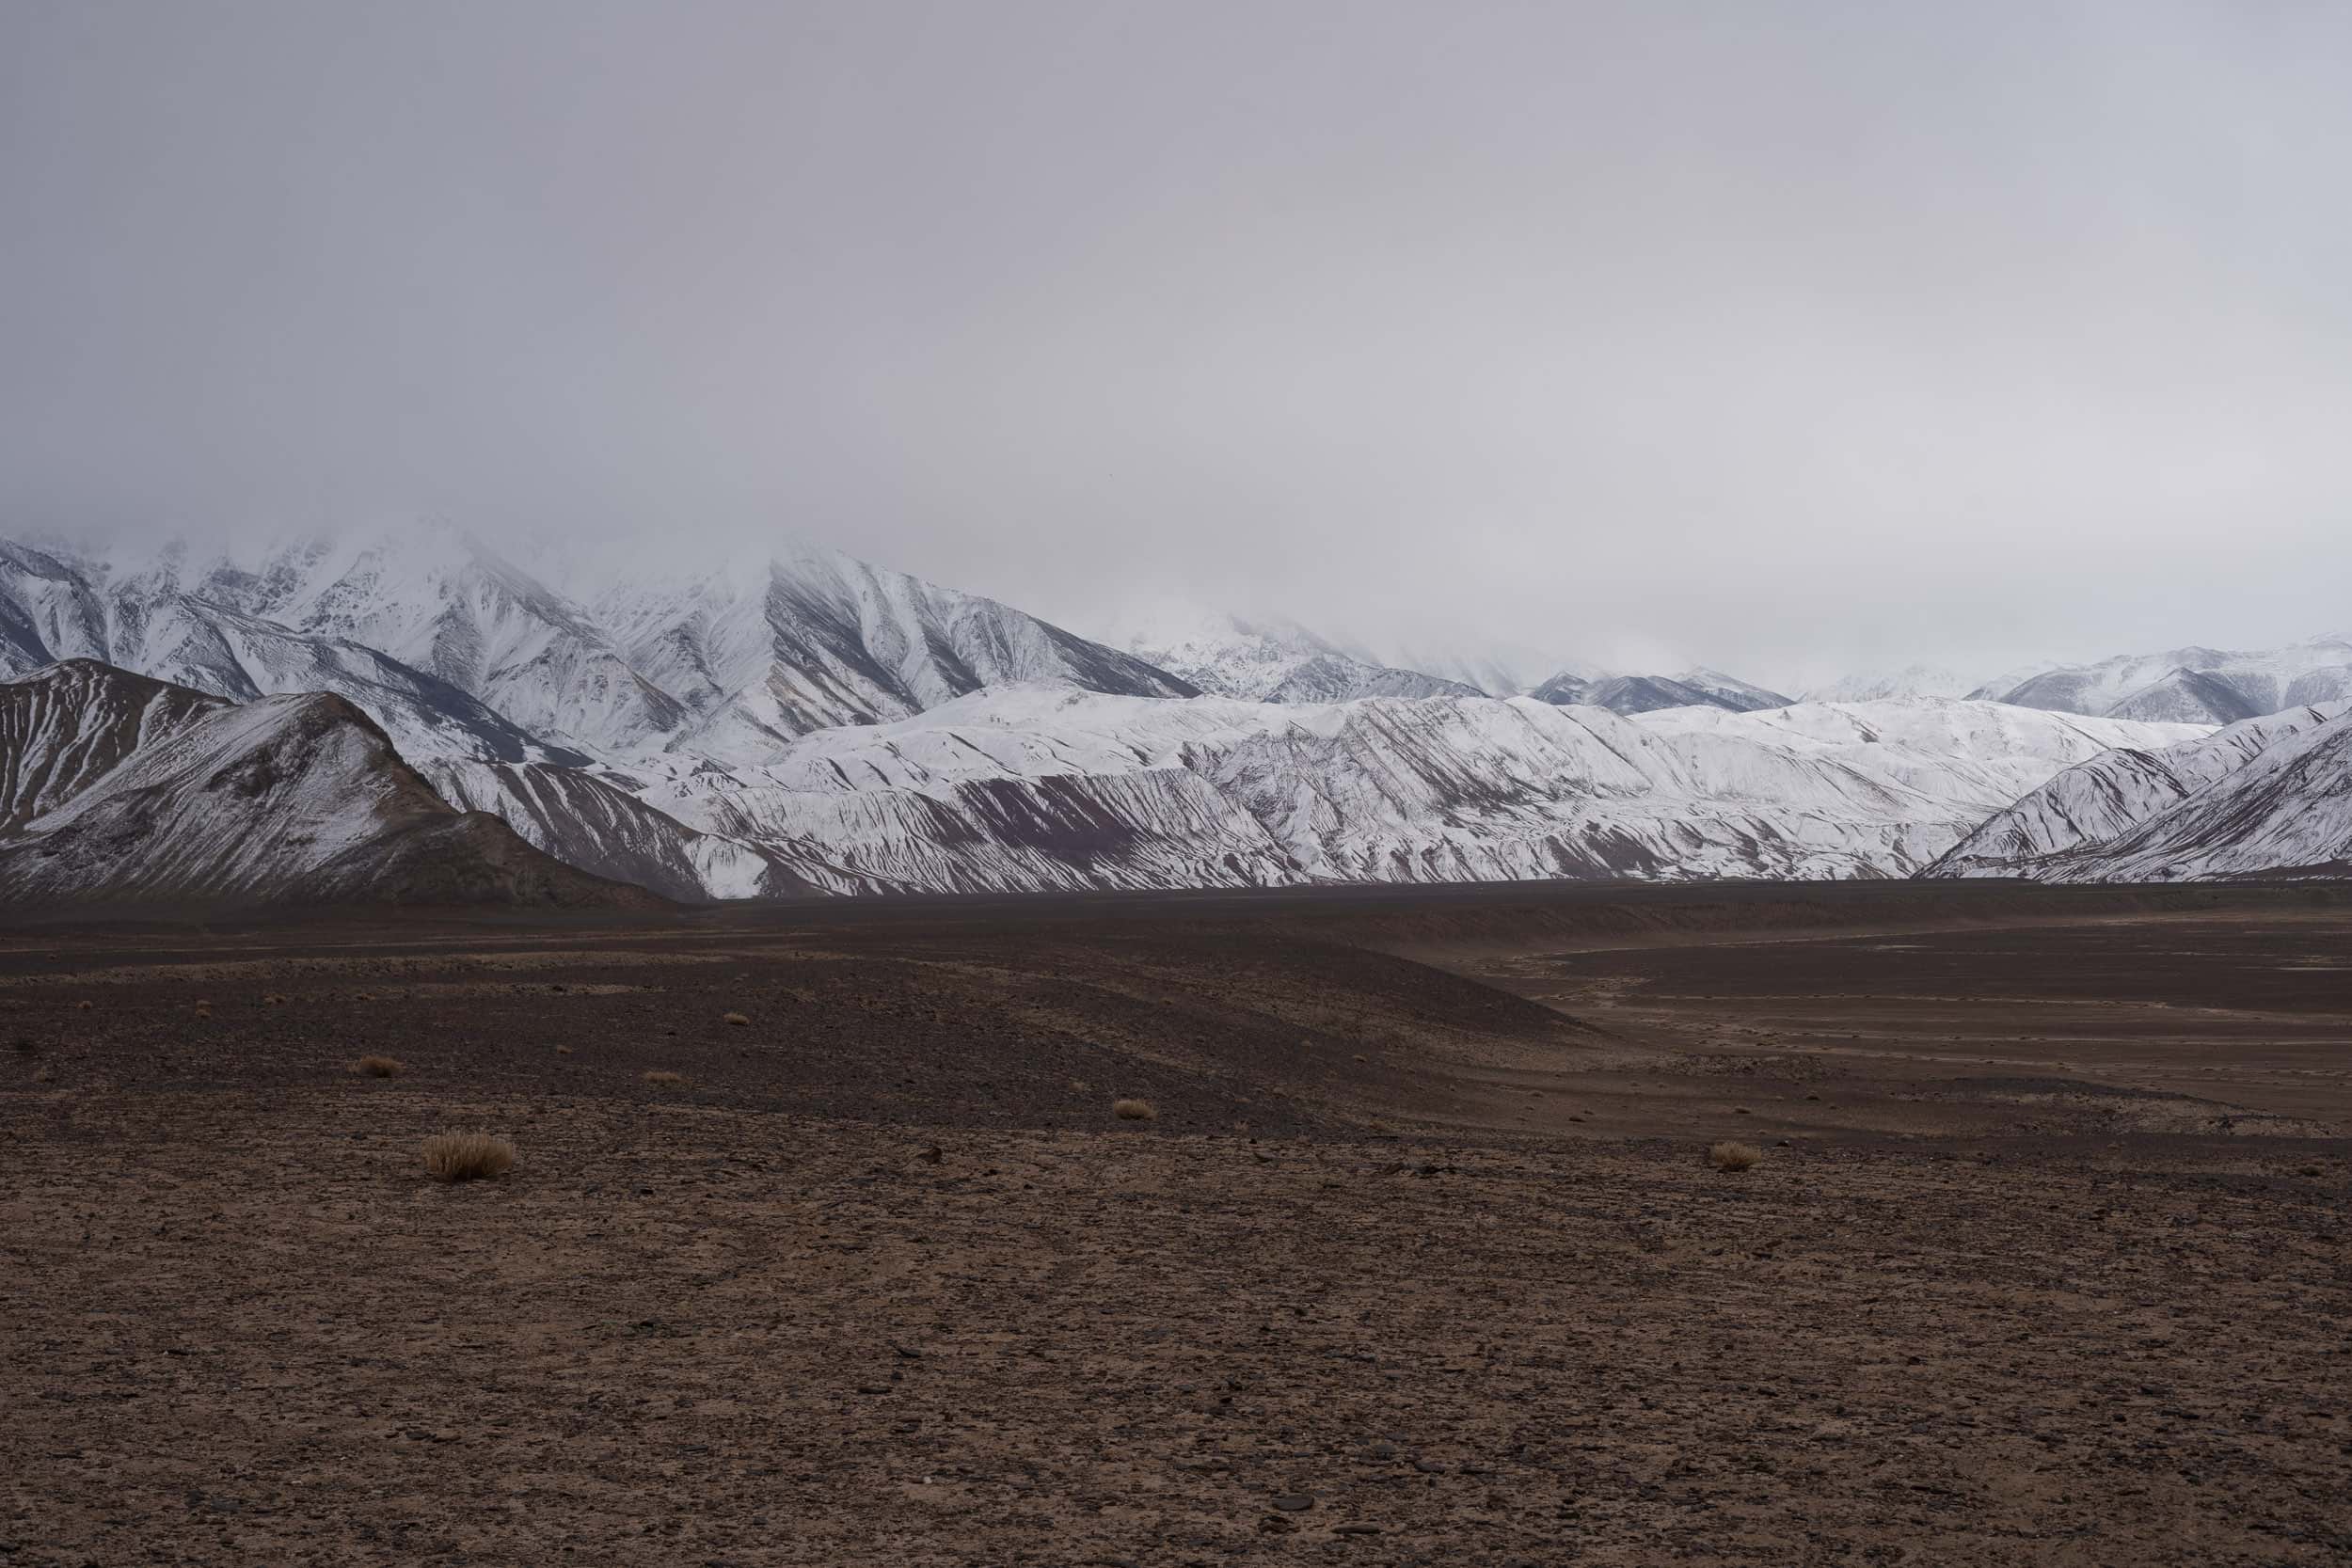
[722,1012,752,1028]
[644,1069,689,1087]
[1113,1098,1157,1122]
[422,1133,516,1182]
[1709,1141,1763,1172]
[348,1055,406,1078]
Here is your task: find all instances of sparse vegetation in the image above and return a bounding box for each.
[1113,1098,1157,1121]
[723,1012,751,1027]
[348,1055,406,1078]
[644,1070,688,1087]
[1709,1141,1763,1172]
[421,1133,516,1182]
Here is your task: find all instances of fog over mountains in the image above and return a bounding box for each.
[0,525,2345,905]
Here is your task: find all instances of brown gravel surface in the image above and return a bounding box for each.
[4,884,2349,1565]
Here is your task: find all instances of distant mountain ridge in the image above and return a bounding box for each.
[8,523,2346,904]
[1532,667,1795,716]
[1971,637,2352,726]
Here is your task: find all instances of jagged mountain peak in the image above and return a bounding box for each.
[0,527,1198,768]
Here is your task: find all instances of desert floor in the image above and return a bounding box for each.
[4,881,2348,1565]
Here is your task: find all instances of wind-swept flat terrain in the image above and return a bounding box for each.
[4,883,2348,1565]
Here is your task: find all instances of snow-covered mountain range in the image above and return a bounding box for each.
[0,529,1194,766]
[1924,701,2352,882]
[4,523,2347,903]
[1971,637,2352,725]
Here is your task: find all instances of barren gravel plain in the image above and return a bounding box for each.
[4,881,2349,1565]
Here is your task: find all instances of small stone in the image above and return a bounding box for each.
[1272,1494,1315,1512]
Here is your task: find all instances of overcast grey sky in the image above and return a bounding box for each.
[5,1,2349,686]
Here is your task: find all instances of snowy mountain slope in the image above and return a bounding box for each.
[1975,636,2352,724]
[2099,667,2262,725]
[2,538,585,765]
[0,530,1196,768]
[1094,601,1478,703]
[0,540,113,674]
[0,659,221,832]
[1632,700,2206,810]
[564,543,1196,756]
[209,530,689,754]
[613,689,2201,894]
[0,662,654,906]
[418,757,833,902]
[1923,702,2352,881]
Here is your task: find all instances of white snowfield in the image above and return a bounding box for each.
[1925,701,2352,882]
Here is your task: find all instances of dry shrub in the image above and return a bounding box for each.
[1113,1098,1157,1122]
[422,1133,516,1183]
[348,1055,406,1078]
[722,1012,752,1028]
[644,1069,688,1087]
[1709,1141,1763,1172]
